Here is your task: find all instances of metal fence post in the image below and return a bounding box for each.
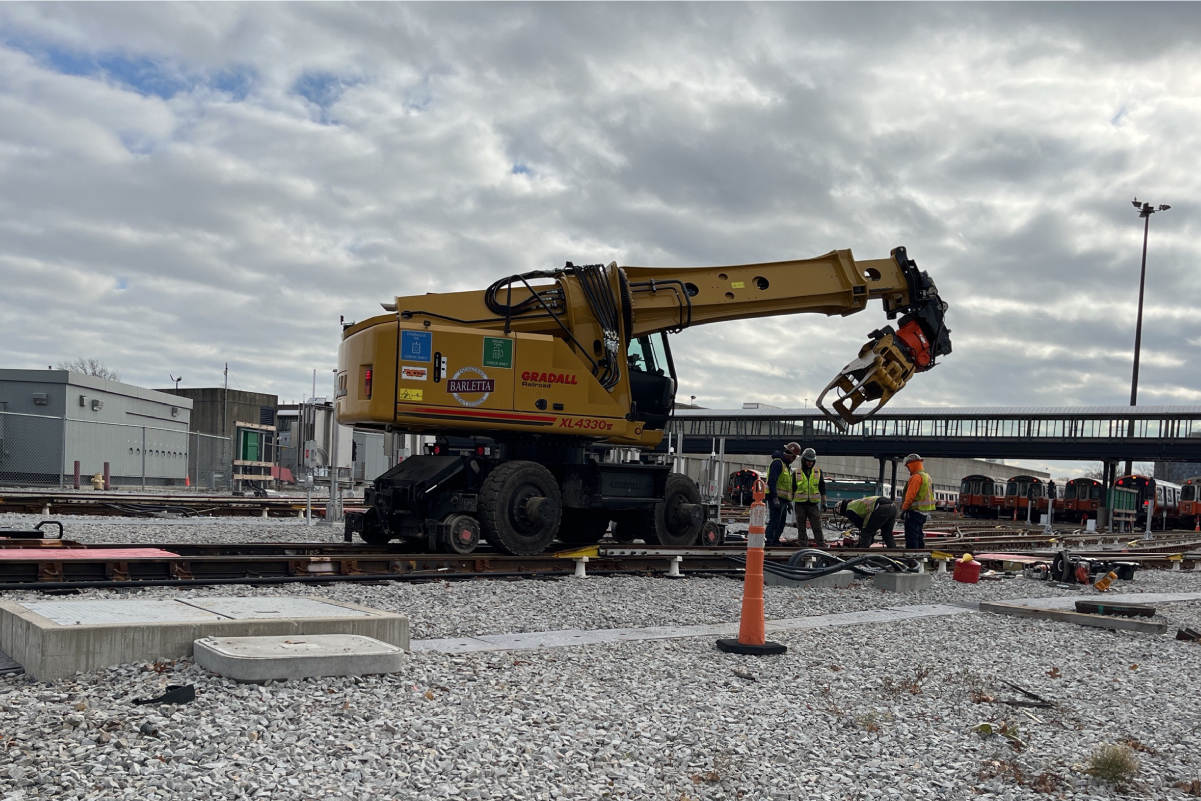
[59,416,66,489]
[141,426,147,490]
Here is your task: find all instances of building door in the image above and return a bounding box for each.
[240,430,262,461]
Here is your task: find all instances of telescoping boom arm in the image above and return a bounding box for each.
[339,246,950,444]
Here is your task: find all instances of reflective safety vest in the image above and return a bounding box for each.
[912,471,936,512]
[794,467,822,503]
[770,458,794,501]
[846,496,885,520]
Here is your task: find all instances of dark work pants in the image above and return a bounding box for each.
[904,510,928,549]
[857,504,898,548]
[764,498,789,546]
[794,502,825,546]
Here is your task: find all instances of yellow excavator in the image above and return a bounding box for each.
[336,246,951,554]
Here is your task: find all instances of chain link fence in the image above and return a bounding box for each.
[0,411,232,490]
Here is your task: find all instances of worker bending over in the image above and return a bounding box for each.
[901,453,936,548]
[764,442,800,547]
[793,447,827,547]
[836,496,897,548]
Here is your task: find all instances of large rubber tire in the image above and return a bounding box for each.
[557,509,610,545]
[478,460,562,556]
[642,473,705,547]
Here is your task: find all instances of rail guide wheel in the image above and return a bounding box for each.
[441,514,481,554]
[699,521,725,547]
[478,460,562,556]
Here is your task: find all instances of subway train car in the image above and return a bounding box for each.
[934,488,960,511]
[1004,475,1051,519]
[1181,477,1201,524]
[1061,478,1105,522]
[724,469,764,506]
[958,474,1005,518]
[1113,474,1182,529]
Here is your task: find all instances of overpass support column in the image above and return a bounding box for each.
[890,459,899,502]
[877,458,886,496]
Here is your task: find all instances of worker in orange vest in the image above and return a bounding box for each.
[901,453,936,548]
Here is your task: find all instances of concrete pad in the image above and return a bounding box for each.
[874,572,933,593]
[0,597,408,681]
[763,569,855,589]
[194,634,405,683]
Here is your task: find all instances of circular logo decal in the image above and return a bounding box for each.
[449,366,492,407]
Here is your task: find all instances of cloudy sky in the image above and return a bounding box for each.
[2,3,1199,474]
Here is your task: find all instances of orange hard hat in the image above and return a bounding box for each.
[785,442,802,456]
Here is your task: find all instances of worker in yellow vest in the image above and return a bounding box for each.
[792,447,827,547]
[901,453,936,548]
[764,442,800,547]
[836,496,898,548]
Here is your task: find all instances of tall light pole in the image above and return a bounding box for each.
[169,374,183,390]
[1124,198,1170,477]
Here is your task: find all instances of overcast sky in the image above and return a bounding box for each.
[2,3,1199,476]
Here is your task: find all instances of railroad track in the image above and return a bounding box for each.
[0,537,1195,590]
[0,490,323,518]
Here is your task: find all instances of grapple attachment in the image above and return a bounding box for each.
[816,330,919,426]
[817,247,952,426]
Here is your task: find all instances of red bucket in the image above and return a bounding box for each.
[953,558,981,584]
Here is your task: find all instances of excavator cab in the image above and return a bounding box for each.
[626,332,677,430]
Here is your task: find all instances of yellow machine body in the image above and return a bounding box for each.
[337,247,950,439]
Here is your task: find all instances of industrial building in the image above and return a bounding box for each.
[159,387,279,487]
[0,369,192,487]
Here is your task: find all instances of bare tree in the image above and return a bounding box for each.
[56,358,121,382]
[1080,464,1105,481]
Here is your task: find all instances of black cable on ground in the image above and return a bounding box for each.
[726,548,918,580]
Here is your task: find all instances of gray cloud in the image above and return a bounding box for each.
[1,2,1199,478]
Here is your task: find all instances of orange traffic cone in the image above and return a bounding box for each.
[185,474,191,488]
[718,479,787,655]
[1194,516,1199,532]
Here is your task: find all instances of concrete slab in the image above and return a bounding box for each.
[0,597,408,681]
[194,634,405,682]
[874,572,934,593]
[763,569,855,589]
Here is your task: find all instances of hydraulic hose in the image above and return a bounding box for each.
[726,548,918,581]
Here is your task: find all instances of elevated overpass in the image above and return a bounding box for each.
[666,405,1201,463]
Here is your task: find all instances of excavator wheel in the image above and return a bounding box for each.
[642,473,706,547]
[478,460,563,556]
[557,509,611,545]
[440,514,481,554]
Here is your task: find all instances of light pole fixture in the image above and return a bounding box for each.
[169,374,183,390]
[1124,198,1170,477]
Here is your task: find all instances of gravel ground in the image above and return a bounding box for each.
[2,599,1200,800]
[3,513,1201,799]
[0,513,346,546]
